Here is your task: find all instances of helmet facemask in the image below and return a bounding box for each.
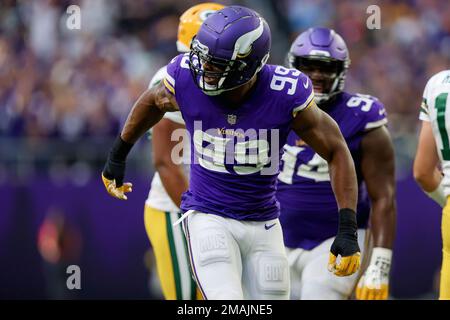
[289,54,349,104]
[189,37,267,96]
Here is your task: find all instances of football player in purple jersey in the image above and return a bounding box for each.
[101,7,360,299]
[277,27,396,300]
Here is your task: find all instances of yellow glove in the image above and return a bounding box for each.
[328,209,361,277]
[356,247,392,300]
[328,252,361,277]
[102,173,133,200]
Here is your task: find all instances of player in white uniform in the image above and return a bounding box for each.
[414,70,450,299]
[143,3,224,300]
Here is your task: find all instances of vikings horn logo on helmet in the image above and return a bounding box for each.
[288,27,350,104]
[188,6,272,96]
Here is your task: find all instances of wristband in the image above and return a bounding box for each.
[369,247,392,268]
[110,135,134,162]
[426,179,446,208]
[338,208,358,236]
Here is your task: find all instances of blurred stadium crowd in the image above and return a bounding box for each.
[0,0,449,180]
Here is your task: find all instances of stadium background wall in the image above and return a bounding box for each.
[0,173,442,299]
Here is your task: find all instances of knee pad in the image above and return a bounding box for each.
[196,228,232,266]
[256,253,289,295]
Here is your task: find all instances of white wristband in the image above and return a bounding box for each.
[369,247,392,269]
[361,247,392,291]
[426,179,446,208]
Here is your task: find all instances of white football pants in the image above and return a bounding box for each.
[287,229,367,300]
[182,211,290,300]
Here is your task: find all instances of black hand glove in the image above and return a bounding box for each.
[328,208,361,276]
[101,136,134,200]
[330,208,360,257]
[103,157,126,187]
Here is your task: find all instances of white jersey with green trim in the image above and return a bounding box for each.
[145,66,189,212]
[419,70,450,196]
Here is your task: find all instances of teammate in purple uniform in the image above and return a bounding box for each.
[277,27,396,300]
[101,7,360,299]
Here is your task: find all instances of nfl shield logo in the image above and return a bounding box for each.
[227,114,237,125]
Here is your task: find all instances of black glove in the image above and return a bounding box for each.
[328,208,361,277]
[101,136,134,200]
[103,157,126,187]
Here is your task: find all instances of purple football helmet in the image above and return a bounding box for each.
[189,6,271,95]
[288,27,350,103]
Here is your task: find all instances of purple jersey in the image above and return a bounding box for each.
[164,53,314,221]
[277,92,388,250]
